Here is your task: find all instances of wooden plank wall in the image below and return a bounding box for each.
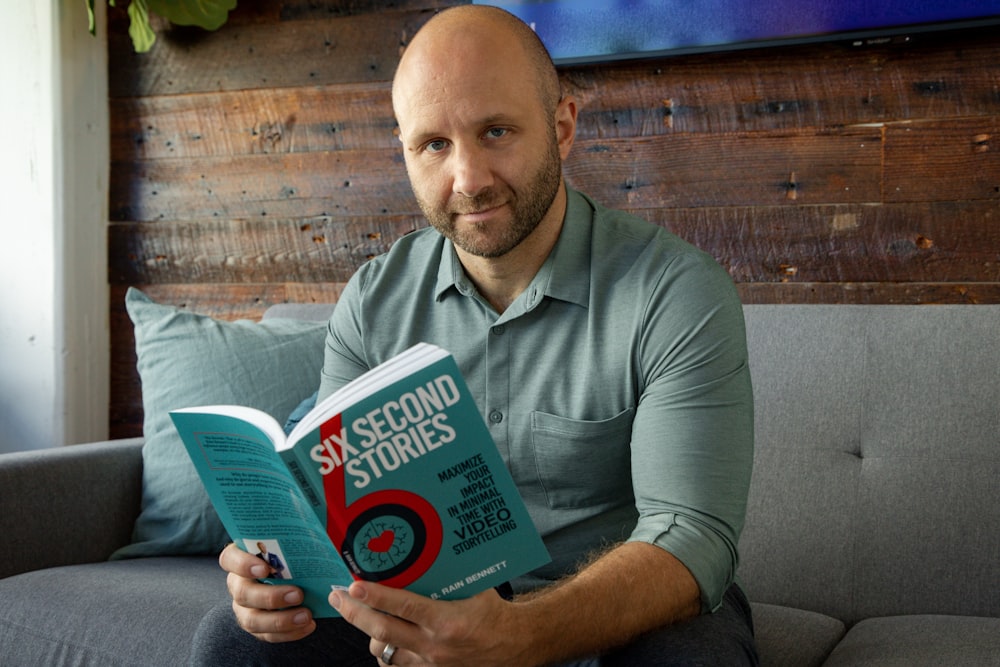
[106,0,1000,437]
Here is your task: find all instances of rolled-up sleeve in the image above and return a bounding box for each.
[626,252,754,613]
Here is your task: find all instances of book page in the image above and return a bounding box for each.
[170,410,354,616]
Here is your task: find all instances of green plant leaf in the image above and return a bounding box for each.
[87,0,120,36]
[127,0,158,53]
[147,0,237,31]
[86,0,236,53]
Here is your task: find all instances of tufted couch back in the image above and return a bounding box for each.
[738,305,1000,626]
[265,302,1000,626]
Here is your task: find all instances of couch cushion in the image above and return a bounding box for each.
[0,557,226,666]
[112,288,328,558]
[822,615,1000,667]
[751,602,845,667]
[848,308,1000,622]
[739,306,867,621]
[739,305,1000,625]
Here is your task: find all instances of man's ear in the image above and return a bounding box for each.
[555,95,578,160]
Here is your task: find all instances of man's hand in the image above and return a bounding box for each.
[330,581,530,667]
[219,543,317,643]
[331,542,700,666]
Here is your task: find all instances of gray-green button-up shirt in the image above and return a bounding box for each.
[320,188,753,611]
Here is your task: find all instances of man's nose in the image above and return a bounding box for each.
[451,144,494,198]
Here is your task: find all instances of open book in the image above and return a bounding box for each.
[170,343,550,617]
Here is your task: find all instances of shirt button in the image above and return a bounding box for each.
[491,325,505,336]
[489,410,503,424]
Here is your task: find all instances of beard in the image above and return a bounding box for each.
[414,136,563,259]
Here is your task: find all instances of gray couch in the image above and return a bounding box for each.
[1,305,998,665]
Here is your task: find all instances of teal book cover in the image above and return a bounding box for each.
[172,344,550,617]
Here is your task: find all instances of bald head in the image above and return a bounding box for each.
[387,4,578,267]
[392,5,561,119]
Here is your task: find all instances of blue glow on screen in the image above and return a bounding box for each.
[475,0,1000,62]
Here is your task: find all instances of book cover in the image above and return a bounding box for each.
[171,343,550,617]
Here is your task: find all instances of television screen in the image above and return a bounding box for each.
[475,0,1000,64]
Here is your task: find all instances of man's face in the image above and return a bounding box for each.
[394,52,566,259]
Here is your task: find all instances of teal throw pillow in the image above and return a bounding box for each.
[111,288,327,559]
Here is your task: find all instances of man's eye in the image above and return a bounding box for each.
[425,140,448,153]
[485,127,508,140]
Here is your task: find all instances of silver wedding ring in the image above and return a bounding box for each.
[381,643,398,665]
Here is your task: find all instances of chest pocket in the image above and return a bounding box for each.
[530,407,635,510]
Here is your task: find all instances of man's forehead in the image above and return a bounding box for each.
[396,52,511,99]
[397,100,522,142]
[395,70,530,132]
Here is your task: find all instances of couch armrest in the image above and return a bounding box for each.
[0,438,144,579]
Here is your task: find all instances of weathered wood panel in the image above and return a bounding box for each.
[884,117,1000,202]
[109,130,881,222]
[564,28,1000,136]
[278,0,457,21]
[568,129,882,209]
[108,8,437,97]
[109,201,999,286]
[651,202,1000,283]
[105,2,1000,437]
[738,282,1000,304]
[109,83,397,161]
[109,30,1000,163]
[109,216,426,284]
[109,149,412,221]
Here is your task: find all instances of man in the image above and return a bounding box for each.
[254,541,287,579]
[191,5,756,665]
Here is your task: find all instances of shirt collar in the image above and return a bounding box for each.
[433,187,594,310]
[543,187,592,309]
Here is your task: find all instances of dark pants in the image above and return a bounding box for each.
[189,583,758,666]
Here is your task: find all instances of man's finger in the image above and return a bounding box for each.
[331,584,424,649]
[346,581,433,625]
[219,542,270,578]
[231,601,316,643]
[227,571,306,611]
